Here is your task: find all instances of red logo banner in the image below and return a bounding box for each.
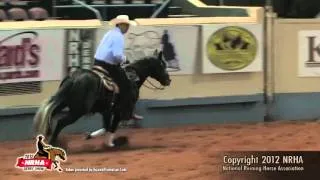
[16,158,52,169]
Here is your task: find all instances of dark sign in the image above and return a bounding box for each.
[65,29,95,74]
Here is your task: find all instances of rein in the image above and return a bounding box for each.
[143,79,165,90]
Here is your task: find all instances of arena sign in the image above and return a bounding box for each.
[202,24,263,74]
[0,30,65,84]
[64,28,96,74]
[125,26,198,75]
[298,30,320,77]
[97,25,198,75]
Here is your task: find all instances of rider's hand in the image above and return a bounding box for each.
[121,56,130,65]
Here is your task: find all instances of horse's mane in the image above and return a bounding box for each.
[130,56,155,66]
[127,56,156,70]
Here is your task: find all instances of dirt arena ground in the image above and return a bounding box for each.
[0,120,319,180]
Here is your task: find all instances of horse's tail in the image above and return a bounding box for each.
[33,77,73,138]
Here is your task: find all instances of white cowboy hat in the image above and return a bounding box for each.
[109,15,137,26]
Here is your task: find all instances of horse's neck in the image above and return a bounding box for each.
[136,76,147,89]
[128,63,150,89]
[135,68,151,89]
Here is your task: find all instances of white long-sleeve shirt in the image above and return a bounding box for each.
[94,27,126,65]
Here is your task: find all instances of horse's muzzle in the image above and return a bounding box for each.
[165,79,171,86]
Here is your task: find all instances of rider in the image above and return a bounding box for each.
[94,15,139,121]
[35,135,50,159]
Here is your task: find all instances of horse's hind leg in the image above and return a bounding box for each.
[53,162,57,169]
[49,112,81,146]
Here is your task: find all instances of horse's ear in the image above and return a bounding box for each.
[153,49,158,56]
[157,51,163,61]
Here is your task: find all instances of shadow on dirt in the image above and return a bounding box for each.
[69,144,168,155]
[67,136,168,155]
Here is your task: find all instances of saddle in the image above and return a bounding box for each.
[91,65,120,94]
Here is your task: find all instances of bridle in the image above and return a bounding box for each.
[122,63,166,91]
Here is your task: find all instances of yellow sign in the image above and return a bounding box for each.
[206,26,258,71]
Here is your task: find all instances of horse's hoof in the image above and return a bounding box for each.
[103,142,115,148]
[113,136,129,147]
[84,132,92,140]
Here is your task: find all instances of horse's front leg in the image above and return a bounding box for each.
[104,109,121,147]
[86,111,112,139]
[53,161,57,169]
[53,161,62,172]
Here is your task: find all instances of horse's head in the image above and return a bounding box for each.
[147,50,171,86]
[127,49,171,88]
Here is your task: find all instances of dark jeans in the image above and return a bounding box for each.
[94,60,134,120]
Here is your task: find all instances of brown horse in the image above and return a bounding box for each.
[34,146,67,172]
